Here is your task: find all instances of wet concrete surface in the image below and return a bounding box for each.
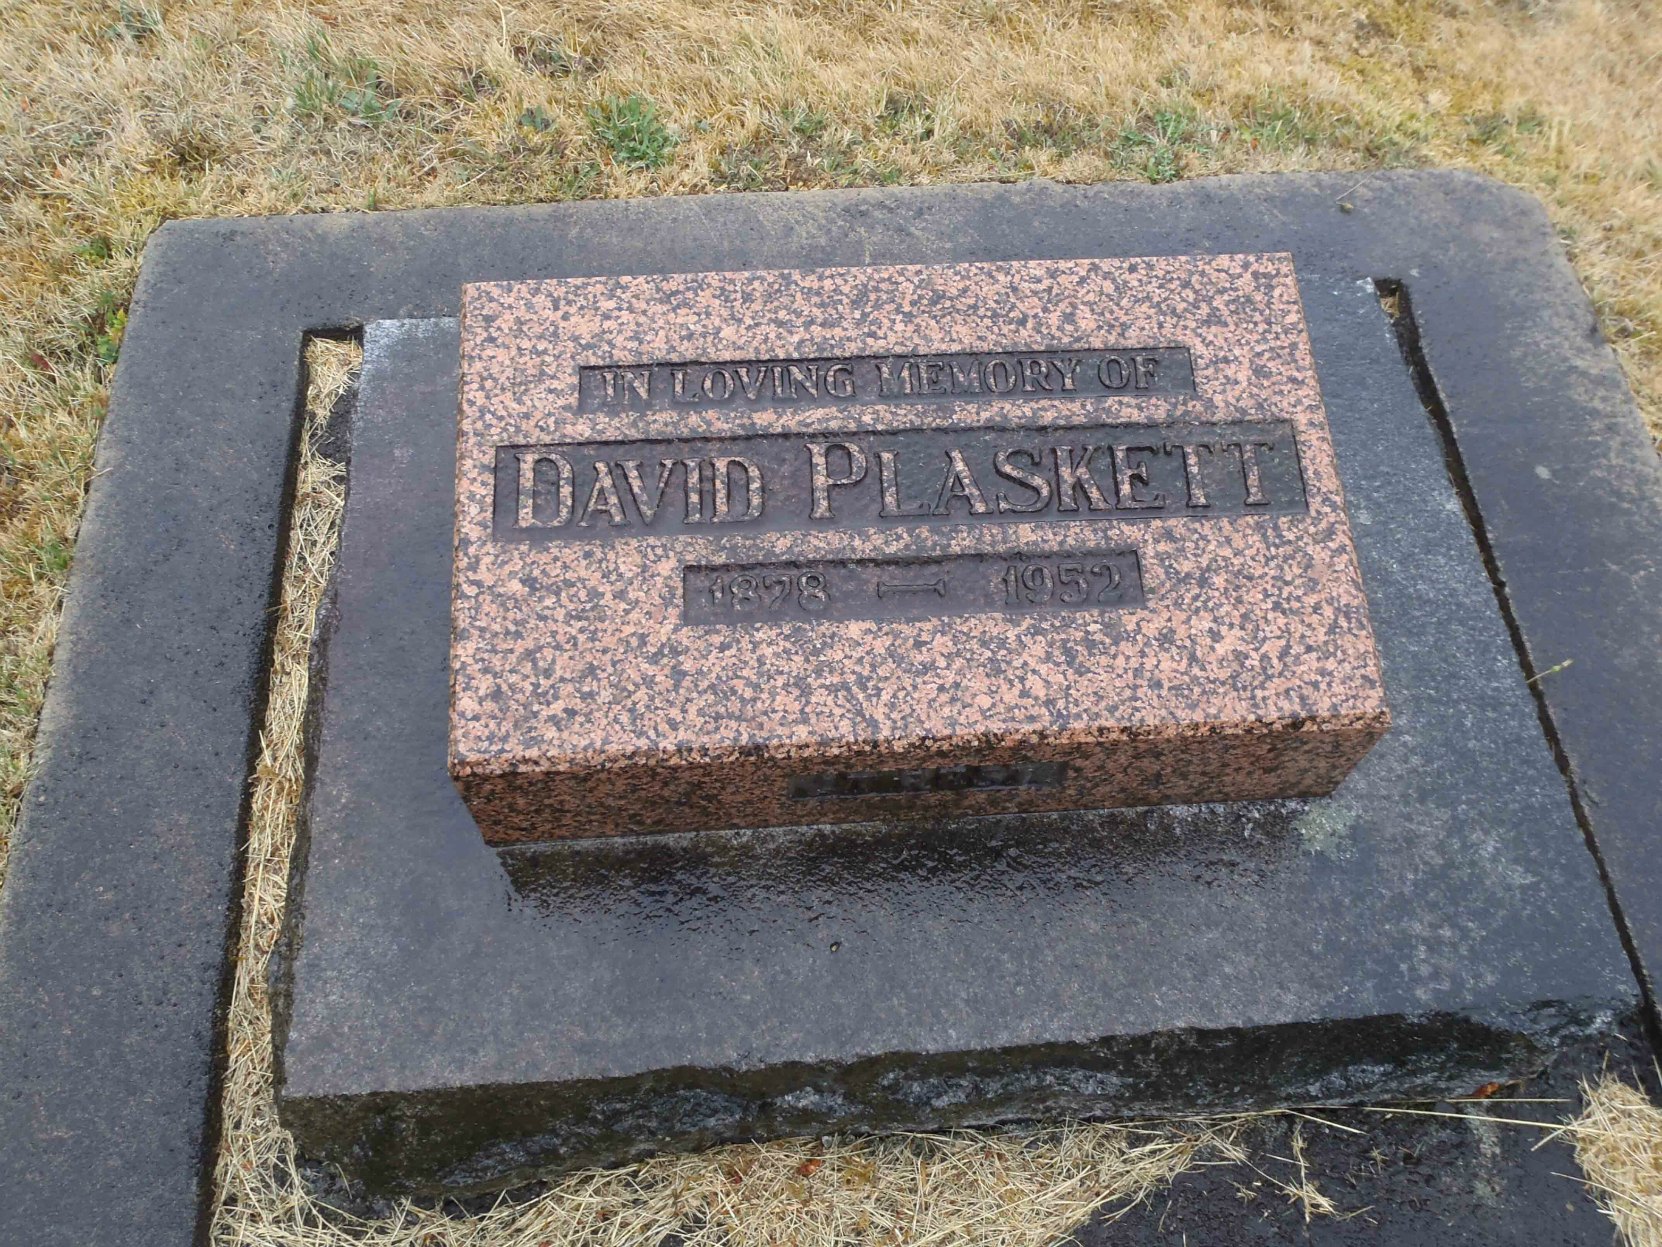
[275,282,1631,1193]
[1089,1022,1654,1245]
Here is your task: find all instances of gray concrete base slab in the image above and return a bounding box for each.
[3,173,1659,1245]
[272,274,1632,1193]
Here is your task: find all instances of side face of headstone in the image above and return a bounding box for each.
[450,255,1390,841]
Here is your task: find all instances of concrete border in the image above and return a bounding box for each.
[1,173,1659,1245]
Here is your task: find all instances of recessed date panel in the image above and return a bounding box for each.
[682,549,1144,626]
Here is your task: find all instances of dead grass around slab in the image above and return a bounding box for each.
[213,337,354,1247]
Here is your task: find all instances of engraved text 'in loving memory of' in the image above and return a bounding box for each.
[577,347,1195,413]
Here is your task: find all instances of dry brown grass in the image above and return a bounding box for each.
[213,337,354,1247]
[1575,1076,1662,1247]
[4,2,1662,1243]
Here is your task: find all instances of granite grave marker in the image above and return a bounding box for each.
[451,255,1390,841]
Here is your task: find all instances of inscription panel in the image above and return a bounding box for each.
[682,549,1145,626]
[578,347,1195,413]
[495,418,1306,542]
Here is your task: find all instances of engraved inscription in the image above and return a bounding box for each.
[789,761,1068,801]
[578,348,1194,413]
[682,550,1144,626]
[496,419,1304,542]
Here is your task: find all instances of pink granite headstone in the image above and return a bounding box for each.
[451,255,1389,842]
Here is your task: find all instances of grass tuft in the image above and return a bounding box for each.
[512,33,593,78]
[877,87,939,140]
[588,93,675,169]
[292,35,397,125]
[517,104,556,134]
[104,2,162,43]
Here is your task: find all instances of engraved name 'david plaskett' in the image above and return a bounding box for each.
[490,347,1308,543]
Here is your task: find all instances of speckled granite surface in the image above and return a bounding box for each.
[452,256,1388,840]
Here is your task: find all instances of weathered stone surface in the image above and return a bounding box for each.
[452,256,1389,841]
[275,288,1631,1194]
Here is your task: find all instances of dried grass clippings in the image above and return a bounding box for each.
[1574,1076,1662,1247]
[212,336,355,1247]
